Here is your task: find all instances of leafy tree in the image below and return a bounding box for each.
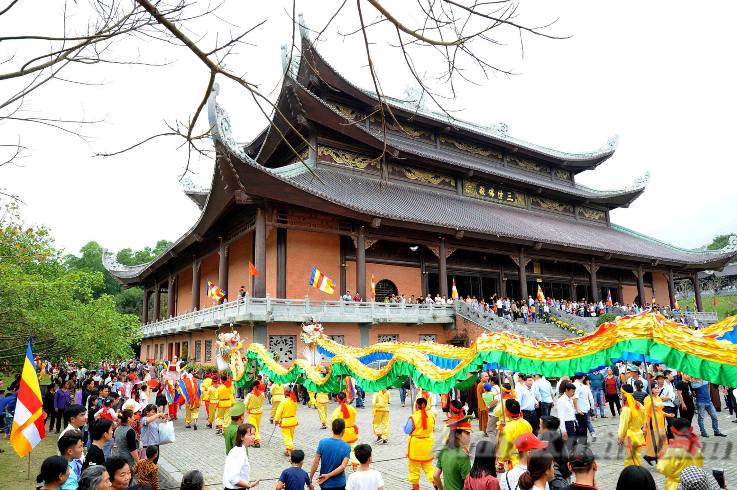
[706,233,736,251]
[64,241,121,297]
[116,240,172,266]
[0,203,140,367]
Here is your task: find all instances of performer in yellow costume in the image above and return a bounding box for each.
[308,390,317,408]
[492,383,517,430]
[269,382,284,423]
[496,399,533,470]
[200,376,213,424]
[316,391,330,429]
[244,381,265,447]
[215,375,235,434]
[404,397,435,490]
[331,392,359,467]
[274,387,299,456]
[372,388,390,443]
[618,385,646,467]
[206,377,219,428]
[656,417,705,490]
[644,384,672,464]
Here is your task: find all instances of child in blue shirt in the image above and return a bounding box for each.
[277,449,313,490]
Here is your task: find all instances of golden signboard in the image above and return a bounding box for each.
[462,180,526,208]
[577,206,607,222]
[388,164,456,189]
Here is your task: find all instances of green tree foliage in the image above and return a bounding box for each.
[706,233,736,251]
[116,239,171,266]
[596,313,618,327]
[0,203,140,367]
[64,241,120,297]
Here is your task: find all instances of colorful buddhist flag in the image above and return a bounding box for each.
[10,338,46,457]
[249,261,260,277]
[536,285,545,303]
[606,289,613,307]
[370,274,376,300]
[309,266,335,295]
[451,278,459,300]
[206,280,225,301]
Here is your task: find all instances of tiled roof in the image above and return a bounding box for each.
[278,164,733,266]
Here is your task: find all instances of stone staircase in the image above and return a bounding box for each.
[455,302,577,341]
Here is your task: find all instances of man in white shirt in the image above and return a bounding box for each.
[518,375,539,435]
[572,374,592,444]
[533,374,554,417]
[556,382,577,450]
[500,433,548,490]
[658,370,677,436]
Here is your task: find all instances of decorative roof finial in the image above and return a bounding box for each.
[606,134,619,150]
[281,44,289,71]
[298,13,309,41]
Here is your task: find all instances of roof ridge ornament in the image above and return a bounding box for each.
[207,81,247,159]
[298,13,309,42]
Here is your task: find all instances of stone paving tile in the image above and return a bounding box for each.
[158,395,737,490]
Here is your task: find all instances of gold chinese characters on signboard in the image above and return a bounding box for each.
[577,206,606,222]
[463,180,526,207]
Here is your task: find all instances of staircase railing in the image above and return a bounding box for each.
[455,302,553,339]
[548,307,597,333]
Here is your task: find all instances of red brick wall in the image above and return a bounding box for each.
[286,230,340,300]
[177,266,193,315]
[228,233,253,297]
[622,285,638,304]
[651,272,670,306]
[345,262,422,299]
[199,253,219,310]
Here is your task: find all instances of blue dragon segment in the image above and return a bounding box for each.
[717,328,737,344]
[318,344,464,369]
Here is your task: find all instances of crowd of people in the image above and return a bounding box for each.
[5,354,735,490]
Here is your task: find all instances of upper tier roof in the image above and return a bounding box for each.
[287,28,618,172]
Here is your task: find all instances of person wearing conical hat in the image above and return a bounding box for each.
[331,392,359,467]
[618,384,646,467]
[496,399,533,470]
[372,388,390,444]
[404,397,435,490]
[273,386,299,457]
[244,381,265,447]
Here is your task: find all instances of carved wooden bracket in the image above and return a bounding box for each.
[370,217,382,228]
[428,245,457,259]
[455,230,464,240]
[351,237,379,250]
[582,263,600,275]
[509,255,532,268]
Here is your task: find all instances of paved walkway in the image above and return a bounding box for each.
[158,395,737,490]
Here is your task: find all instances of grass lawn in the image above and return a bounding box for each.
[678,293,737,319]
[0,431,58,490]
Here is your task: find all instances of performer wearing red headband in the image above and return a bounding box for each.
[244,381,265,447]
[273,386,299,456]
[404,397,436,490]
[656,417,705,490]
[617,384,646,467]
[496,398,533,470]
[330,391,359,467]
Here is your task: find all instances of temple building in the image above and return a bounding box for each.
[104,29,737,364]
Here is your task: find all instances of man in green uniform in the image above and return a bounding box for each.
[224,402,245,455]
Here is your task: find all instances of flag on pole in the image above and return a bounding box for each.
[249,261,260,277]
[536,285,545,303]
[606,289,613,307]
[206,280,225,301]
[451,278,459,300]
[370,274,376,300]
[309,266,335,295]
[713,295,718,306]
[10,338,46,457]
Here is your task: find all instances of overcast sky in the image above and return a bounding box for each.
[3,0,736,256]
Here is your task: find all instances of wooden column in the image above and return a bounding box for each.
[420,256,428,297]
[254,207,266,297]
[218,240,229,303]
[498,270,506,298]
[667,269,676,309]
[518,248,528,301]
[153,283,161,322]
[191,257,201,311]
[569,281,576,302]
[636,264,646,306]
[276,228,287,298]
[356,226,366,300]
[439,237,448,298]
[587,260,600,302]
[142,288,150,324]
[692,274,703,312]
[167,275,176,318]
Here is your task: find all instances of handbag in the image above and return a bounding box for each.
[157,420,176,445]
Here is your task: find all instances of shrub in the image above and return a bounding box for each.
[596,313,618,327]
